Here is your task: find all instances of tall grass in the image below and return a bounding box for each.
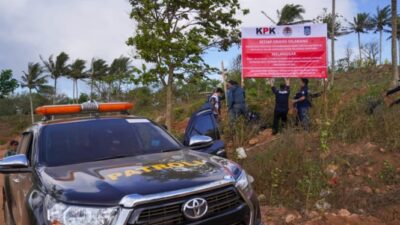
[241,130,327,209]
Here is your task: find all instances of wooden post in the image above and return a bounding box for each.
[323,78,328,120]
[330,0,336,88]
[221,61,228,106]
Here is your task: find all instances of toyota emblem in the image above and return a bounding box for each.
[182,198,208,219]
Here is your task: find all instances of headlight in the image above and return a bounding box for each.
[45,195,118,225]
[235,170,254,199]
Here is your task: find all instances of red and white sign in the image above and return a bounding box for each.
[241,24,328,78]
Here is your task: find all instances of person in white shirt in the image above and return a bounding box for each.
[209,88,224,120]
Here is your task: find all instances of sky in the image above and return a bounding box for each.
[0,0,397,96]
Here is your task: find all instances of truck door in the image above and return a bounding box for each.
[183,110,220,146]
[7,132,34,225]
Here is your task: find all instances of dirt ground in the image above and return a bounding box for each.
[253,139,400,225]
[0,137,399,225]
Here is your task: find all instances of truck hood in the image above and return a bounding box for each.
[39,150,233,206]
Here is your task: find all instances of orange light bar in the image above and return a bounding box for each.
[35,102,134,116]
[98,102,133,112]
[35,104,81,115]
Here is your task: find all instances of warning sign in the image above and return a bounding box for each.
[241,24,328,78]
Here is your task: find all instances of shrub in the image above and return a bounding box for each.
[379,161,400,185]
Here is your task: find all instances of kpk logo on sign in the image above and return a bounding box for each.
[241,24,328,78]
[255,27,276,35]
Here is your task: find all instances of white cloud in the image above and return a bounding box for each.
[0,0,137,95]
[0,0,135,71]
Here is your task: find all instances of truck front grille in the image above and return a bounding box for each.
[127,186,243,225]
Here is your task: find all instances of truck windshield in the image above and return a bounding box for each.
[39,118,182,166]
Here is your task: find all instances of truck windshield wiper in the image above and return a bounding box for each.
[93,155,132,162]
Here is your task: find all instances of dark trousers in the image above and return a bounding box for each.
[229,104,246,120]
[296,107,310,131]
[273,110,288,134]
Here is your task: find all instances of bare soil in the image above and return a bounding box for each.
[255,139,400,225]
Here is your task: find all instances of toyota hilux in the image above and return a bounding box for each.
[0,102,261,225]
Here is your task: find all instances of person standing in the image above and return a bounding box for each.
[4,140,18,158]
[293,78,311,131]
[227,80,246,120]
[270,78,290,135]
[209,88,224,120]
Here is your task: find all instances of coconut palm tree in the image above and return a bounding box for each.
[315,8,351,86]
[371,5,391,64]
[262,4,311,25]
[391,0,399,85]
[349,13,372,62]
[108,56,131,99]
[69,59,87,103]
[277,4,307,25]
[21,63,48,123]
[385,16,400,64]
[40,52,70,104]
[88,58,108,100]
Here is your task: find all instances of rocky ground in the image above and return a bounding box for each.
[0,130,399,225]
[244,131,400,225]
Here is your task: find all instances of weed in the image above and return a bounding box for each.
[319,121,331,153]
[241,130,325,209]
[379,161,399,185]
[270,167,284,205]
[297,161,328,210]
[221,117,259,148]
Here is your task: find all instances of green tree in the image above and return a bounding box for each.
[391,0,399,85]
[88,58,108,100]
[349,13,372,62]
[371,5,391,64]
[21,63,48,123]
[127,0,248,129]
[69,59,87,103]
[40,52,70,104]
[0,69,18,98]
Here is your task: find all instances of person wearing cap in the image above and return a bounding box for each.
[209,87,224,120]
[227,80,246,120]
[4,140,18,158]
[293,78,312,130]
[270,78,290,135]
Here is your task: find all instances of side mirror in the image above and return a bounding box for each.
[189,135,213,149]
[0,154,31,174]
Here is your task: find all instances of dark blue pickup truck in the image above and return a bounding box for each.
[0,102,261,225]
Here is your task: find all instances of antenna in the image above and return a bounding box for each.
[261,11,277,25]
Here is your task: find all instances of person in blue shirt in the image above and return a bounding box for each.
[227,80,246,120]
[293,78,311,131]
[270,78,290,135]
[4,140,18,158]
